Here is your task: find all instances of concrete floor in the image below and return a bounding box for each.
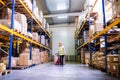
[0,62,119,80]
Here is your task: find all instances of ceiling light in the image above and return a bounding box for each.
[57,3,67,10]
[57,16,67,19]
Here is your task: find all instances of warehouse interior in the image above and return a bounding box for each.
[0,0,120,80]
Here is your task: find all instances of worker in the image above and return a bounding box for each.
[58,41,66,66]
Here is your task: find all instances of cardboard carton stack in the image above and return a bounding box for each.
[18,53,32,66]
[107,54,120,76]
[112,0,120,18]
[85,52,90,65]
[92,52,105,69]
[1,57,19,67]
[83,31,90,43]
[81,48,85,64]
[0,7,28,35]
[32,48,40,64]
[0,63,6,73]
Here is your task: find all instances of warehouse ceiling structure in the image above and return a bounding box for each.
[36,0,86,25]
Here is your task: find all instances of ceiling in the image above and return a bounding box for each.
[36,0,86,25]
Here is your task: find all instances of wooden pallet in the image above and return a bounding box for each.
[0,70,11,76]
[12,65,31,70]
[107,70,120,78]
[12,64,35,70]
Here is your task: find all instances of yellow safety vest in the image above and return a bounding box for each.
[58,47,64,55]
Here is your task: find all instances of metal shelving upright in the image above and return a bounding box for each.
[0,0,52,70]
[75,0,120,71]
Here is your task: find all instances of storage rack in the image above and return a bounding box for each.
[0,0,52,69]
[75,0,120,71]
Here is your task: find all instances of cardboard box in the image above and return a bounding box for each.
[107,55,120,63]
[111,63,120,73]
[112,0,120,18]
[18,53,31,66]
[0,63,6,72]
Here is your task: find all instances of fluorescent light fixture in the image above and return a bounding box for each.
[57,16,67,19]
[57,3,67,10]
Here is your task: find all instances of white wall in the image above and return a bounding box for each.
[50,26,75,55]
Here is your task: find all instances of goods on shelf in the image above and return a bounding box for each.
[0,7,28,35]
[112,0,120,18]
[0,63,6,73]
[1,57,19,67]
[32,48,40,64]
[0,19,22,32]
[41,35,45,45]
[27,32,32,38]
[89,23,103,37]
[24,0,32,11]
[83,31,90,43]
[107,54,120,63]
[85,52,90,64]
[107,54,120,76]
[92,52,105,69]
[32,32,39,42]
[18,53,32,66]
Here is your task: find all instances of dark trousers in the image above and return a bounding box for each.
[59,55,64,65]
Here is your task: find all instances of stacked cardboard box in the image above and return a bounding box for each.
[81,48,85,64]
[32,48,40,64]
[0,63,6,73]
[112,0,120,18]
[1,57,19,67]
[84,31,90,43]
[0,7,28,35]
[18,53,32,66]
[92,52,105,69]
[85,52,90,64]
[107,54,120,75]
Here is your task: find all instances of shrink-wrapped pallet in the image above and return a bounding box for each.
[32,32,39,42]
[41,35,45,45]
[112,0,120,18]
[0,19,22,32]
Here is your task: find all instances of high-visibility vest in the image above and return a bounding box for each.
[58,47,64,55]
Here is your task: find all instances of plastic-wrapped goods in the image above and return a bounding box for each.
[45,39,49,47]
[112,0,120,18]
[27,32,32,38]
[39,11,43,23]
[47,23,50,32]
[0,19,22,32]
[84,31,90,43]
[0,7,11,19]
[41,35,45,45]
[43,19,46,29]
[0,63,6,72]
[32,32,39,42]
[24,0,32,11]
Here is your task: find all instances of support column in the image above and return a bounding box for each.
[8,0,15,69]
[29,0,34,60]
[102,0,108,71]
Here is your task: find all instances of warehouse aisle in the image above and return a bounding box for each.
[0,63,119,80]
